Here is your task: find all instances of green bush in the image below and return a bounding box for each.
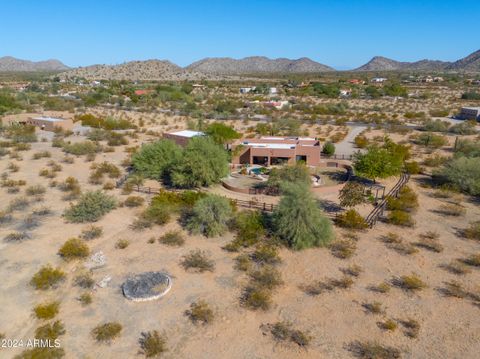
[241,285,272,311]
[132,139,182,179]
[436,157,480,196]
[33,301,60,319]
[63,141,101,156]
[186,194,233,237]
[322,141,335,156]
[270,321,312,347]
[91,322,122,343]
[64,191,116,222]
[232,210,265,247]
[388,210,415,227]
[273,183,333,249]
[35,320,66,340]
[464,221,480,241]
[335,209,367,230]
[58,238,90,261]
[265,162,310,195]
[30,265,66,290]
[171,137,229,188]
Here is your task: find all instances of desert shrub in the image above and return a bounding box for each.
[89,162,121,184]
[241,285,272,311]
[387,186,418,212]
[185,300,214,325]
[370,282,391,293]
[302,276,353,296]
[347,341,401,359]
[353,144,404,181]
[463,221,480,241]
[62,155,75,164]
[8,162,20,172]
[388,210,415,227]
[232,210,265,248]
[58,238,90,261]
[405,161,421,174]
[32,151,51,160]
[339,182,366,208]
[130,217,153,231]
[8,196,29,211]
[462,253,480,267]
[123,195,145,207]
[186,194,233,237]
[378,319,398,331]
[74,272,95,289]
[25,185,46,196]
[273,182,333,249]
[80,225,103,240]
[34,320,66,341]
[264,162,310,195]
[58,176,81,196]
[362,301,384,315]
[139,330,167,358]
[251,244,281,265]
[91,322,122,343]
[436,203,466,217]
[171,137,229,188]
[392,273,427,291]
[342,264,363,277]
[234,254,253,272]
[440,281,468,298]
[441,260,471,275]
[15,347,65,359]
[437,157,480,196]
[64,190,116,222]
[423,154,449,167]
[423,119,450,132]
[32,206,52,216]
[413,132,448,148]
[335,209,367,230]
[30,265,66,290]
[180,250,214,272]
[399,318,420,338]
[322,141,335,156]
[0,211,13,225]
[79,293,93,306]
[132,139,182,179]
[33,301,60,320]
[249,266,283,290]
[158,231,185,246]
[63,141,101,156]
[329,239,356,259]
[414,232,443,253]
[269,321,312,347]
[4,231,30,242]
[115,239,130,249]
[103,181,115,190]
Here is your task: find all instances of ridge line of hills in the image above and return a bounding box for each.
[1,49,479,81]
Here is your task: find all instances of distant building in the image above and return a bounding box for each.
[269,87,278,94]
[263,100,289,110]
[371,77,387,83]
[2,116,73,132]
[134,89,153,96]
[458,107,480,121]
[433,76,444,82]
[232,136,321,166]
[240,87,255,94]
[163,130,205,147]
[340,89,351,97]
[348,79,365,85]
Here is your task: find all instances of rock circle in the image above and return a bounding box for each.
[122,272,172,302]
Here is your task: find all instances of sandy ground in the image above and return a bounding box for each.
[0,122,479,359]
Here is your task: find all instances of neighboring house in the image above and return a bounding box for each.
[2,116,74,132]
[340,89,351,97]
[263,100,289,110]
[232,136,321,166]
[371,77,387,83]
[240,87,255,94]
[348,79,365,85]
[269,87,278,94]
[163,130,204,147]
[458,107,480,122]
[134,89,153,96]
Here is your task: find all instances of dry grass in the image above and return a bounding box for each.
[329,239,356,259]
[185,300,214,325]
[180,250,215,272]
[347,340,401,358]
[392,273,427,291]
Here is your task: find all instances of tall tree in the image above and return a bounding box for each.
[273,183,334,250]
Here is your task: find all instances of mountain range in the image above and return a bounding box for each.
[1,49,479,79]
[0,56,70,72]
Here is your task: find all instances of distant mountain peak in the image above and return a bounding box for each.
[186,56,334,74]
[0,56,69,72]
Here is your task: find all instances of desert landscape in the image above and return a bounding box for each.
[1,2,480,358]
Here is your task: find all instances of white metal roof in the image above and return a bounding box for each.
[244,142,296,149]
[169,130,204,138]
[32,116,65,122]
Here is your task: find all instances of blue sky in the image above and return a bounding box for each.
[1,0,479,69]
